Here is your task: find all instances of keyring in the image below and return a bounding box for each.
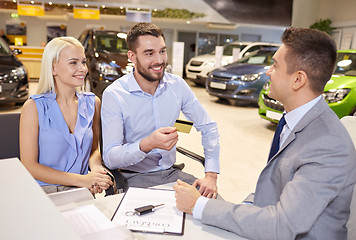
[125,211,136,216]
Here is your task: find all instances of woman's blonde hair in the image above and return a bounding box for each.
[36,36,84,94]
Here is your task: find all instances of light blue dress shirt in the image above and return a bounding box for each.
[31,92,95,186]
[101,72,220,173]
[193,95,322,220]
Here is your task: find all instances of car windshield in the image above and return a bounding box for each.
[238,49,276,65]
[209,43,248,56]
[0,37,11,55]
[334,52,356,76]
[94,32,128,53]
[223,44,248,56]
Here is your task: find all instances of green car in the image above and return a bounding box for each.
[258,49,356,123]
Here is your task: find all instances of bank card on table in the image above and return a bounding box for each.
[174,119,193,133]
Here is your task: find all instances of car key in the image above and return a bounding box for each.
[134,204,165,215]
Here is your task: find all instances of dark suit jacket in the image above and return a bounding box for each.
[202,99,356,240]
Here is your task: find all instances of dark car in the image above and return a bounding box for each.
[78,29,134,98]
[0,37,29,104]
[206,47,279,104]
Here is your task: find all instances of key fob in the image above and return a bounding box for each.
[134,205,154,215]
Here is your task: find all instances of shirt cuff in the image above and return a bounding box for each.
[192,196,209,220]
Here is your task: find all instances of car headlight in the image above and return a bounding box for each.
[322,88,351,103]
[241,73,261,82]
[10,66,27,80]
[221,60,229,66]
[204,61,215,67]
[263,80,270,91]
[95,62,119,76]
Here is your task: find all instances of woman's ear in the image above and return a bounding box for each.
[52,63,57,77]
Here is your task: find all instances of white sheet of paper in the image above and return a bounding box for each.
[62,204,116,237]
[112,187,184,235]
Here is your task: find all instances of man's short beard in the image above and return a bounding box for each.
[137,68,163,82]
[137,62,167,82]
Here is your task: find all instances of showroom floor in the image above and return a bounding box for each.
[0,79,277,204]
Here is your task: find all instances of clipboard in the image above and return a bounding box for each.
[111,187,185,235]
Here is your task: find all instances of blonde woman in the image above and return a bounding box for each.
[20,37,112,194]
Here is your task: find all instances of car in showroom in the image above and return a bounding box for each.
[185,41,281,85]
[206,46,280,104]
[78,29,134,98]
[258,49,356,123]
[0,37,29,104]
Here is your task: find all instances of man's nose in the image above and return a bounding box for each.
[266,68,272,76]
[154,53,165,64]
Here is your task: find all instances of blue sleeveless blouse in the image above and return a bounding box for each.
[30,92,95,186]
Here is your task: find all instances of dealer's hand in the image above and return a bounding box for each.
[173,179,201,214]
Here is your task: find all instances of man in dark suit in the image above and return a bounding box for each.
[174,27,356,239]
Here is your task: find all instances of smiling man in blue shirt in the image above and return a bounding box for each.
[101,22,220,198]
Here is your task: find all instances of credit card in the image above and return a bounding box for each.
[174,119,193,133]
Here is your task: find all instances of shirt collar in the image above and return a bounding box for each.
[126,71,168,94]
[284,95,322,131]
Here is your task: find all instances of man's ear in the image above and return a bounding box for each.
[127,50,136,65]
[292,70,307,91]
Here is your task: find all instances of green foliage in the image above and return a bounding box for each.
[309,18,335,35]
[152,8,205,19]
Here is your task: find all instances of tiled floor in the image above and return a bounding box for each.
[0,79,277,204]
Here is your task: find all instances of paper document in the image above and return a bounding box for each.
[62,204,117,237]
[111,187,185,235]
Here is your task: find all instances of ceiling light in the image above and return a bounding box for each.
[101,5,105,8]
[84,4,88,7]
[49,1,52,5]
[67,3,70,6]
[30,1,34,4]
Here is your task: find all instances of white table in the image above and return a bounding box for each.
[93,191,247,240]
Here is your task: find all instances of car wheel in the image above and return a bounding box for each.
[84,78,92,92]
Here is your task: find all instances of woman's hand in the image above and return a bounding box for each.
[79,170,113,194]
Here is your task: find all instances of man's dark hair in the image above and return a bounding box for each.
[126,22,165,51]
[282,27,337,93]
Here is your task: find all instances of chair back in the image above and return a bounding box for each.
[341,116,356,240]
[341,116,356,147]
[0,112,21,159]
